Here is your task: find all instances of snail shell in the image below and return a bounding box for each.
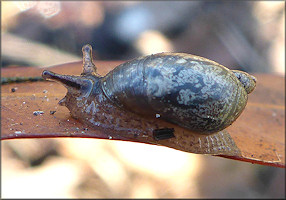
[42,44,256,155]
[101,52,256,134]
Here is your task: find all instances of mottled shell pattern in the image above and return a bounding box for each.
[42,44,256,136]
[101,52,256,134]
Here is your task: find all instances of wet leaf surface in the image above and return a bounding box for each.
[1,62,285,167]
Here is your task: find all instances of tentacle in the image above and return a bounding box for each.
[81,44,97,75]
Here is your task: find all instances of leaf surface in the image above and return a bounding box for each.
[1,61,285,167]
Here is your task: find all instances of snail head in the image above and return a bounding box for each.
[42,44,100,106]
[231,70,257,94]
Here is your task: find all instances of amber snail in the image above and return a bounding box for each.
[42,44,256,156]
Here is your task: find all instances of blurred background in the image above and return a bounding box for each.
[1,1,285,198]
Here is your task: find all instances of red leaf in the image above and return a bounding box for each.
[1,61,285,167]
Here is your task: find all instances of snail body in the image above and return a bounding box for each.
[42,44,256,155]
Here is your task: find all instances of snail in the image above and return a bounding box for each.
[42,44,256,156]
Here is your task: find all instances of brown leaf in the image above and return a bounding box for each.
[1,62,285,168]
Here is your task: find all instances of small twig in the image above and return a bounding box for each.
[1,76,44,85]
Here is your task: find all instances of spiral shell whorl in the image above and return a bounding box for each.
[102,53,249,134]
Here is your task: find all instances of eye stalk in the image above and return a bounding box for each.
[42,70,93,90]
[42,70,82,89]
[81,44,101,77]
[42,70,94,105]
[41,44,101,106]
